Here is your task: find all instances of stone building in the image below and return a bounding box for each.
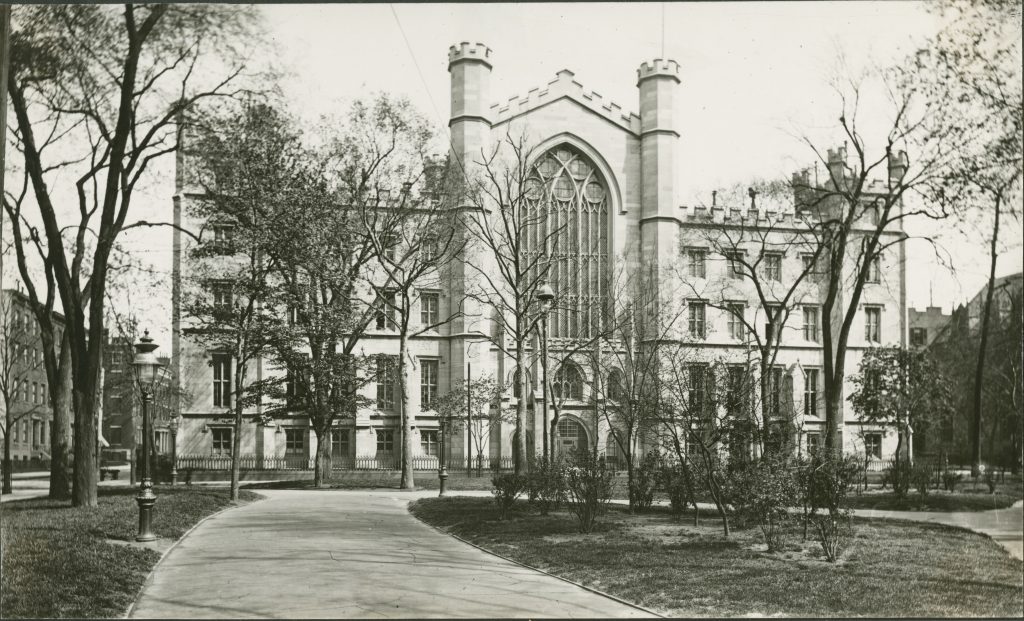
[171,43,908,469]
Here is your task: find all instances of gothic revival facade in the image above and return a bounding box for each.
[171,43,907,469]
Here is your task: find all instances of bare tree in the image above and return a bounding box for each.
[4,4,260,506]
[461,133,566,474]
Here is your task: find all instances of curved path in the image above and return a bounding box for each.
[855,500,1023,560]
[129,489,653,619]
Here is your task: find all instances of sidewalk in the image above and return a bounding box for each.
[129,489,655,619]
[1,467,132,504]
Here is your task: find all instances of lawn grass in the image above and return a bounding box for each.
[0,486,261,619]
[410,496,1024,618]
[846,490,1020,512]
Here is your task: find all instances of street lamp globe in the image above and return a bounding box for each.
[132,330,162,393]
[536,281,555,309]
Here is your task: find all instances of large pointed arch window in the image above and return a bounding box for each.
[524,146,609,340]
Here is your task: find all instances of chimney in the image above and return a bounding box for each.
[888,149,908,184]
[826,145,847,186]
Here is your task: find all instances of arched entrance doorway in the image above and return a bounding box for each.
[556,417,588,456]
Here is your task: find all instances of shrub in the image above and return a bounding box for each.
[492,473,528,519]
[525,456,566,515]
[563,449,615,533]
[942,470,963,492]
[730,453,798,552]
[628,451,660,513]
[657,462,696,515]
[804,453,859,561]
[884,458,911,498]
[984,468,997,494]
[911,461,934,497]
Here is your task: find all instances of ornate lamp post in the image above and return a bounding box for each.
[132,331,163,542]
[169,413,180,485]
[536,281,555,462]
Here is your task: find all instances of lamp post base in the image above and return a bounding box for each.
[136,480,158,542]
[438,467,448,497]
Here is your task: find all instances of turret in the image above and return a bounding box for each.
[826,145,847,187]
[888,149,908,184]
[637,58,680,265]
[448,42,492,173]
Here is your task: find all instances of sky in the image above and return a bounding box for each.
[256,1,1023,312]
[15,1,1019,348]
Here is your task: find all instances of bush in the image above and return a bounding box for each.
[942,470,963,492]
[804,453,859,562]
[492,473,528,519]
[984,468,997,494]
[563,449,615,533]
[628,451,660,513]
[884,458,911,498]
[911,461,934,497]
[525,456,566,515]
[730,453,798,552]
[657,462,696,515]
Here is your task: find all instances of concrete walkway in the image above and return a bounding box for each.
[855,500,1024,560]
[129,489,654,619]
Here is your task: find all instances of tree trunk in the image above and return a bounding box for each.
[48,343,73,500]
[514,345,529,475]
[71,379,99,507]
[313,426,331,487]
[971,198,1001,477]
[399,336,415,490]
[3,426,12,495]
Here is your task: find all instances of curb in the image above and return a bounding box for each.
[407,499,665,619]
[122,493,266,619]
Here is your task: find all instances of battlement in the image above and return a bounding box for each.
[488,68,641,134]
[681,203,805,228]
[827,145,847,165]
[448,42,492,67]
[637,58,681,84]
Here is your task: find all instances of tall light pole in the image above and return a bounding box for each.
[536,281,555,462]
[132,331,163,542]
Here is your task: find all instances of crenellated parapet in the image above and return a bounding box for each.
[488,69,642,134]
[636,58,681,85]
[448,41,493,68]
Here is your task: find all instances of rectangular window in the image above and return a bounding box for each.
[421,236,439,263]
[688,365,708,415]
[801,253,818,279]
[212,353,232,407]
[866,205,880,226]
[803,306,820,342]
[383,234,398,262]
[375,357,396,411]
[420,292,439,326]
[865,307,881,343]
[687,249,707,279]
[420,429,439,456]
[768,366,783,419]
[688,302,706,339]
[764,253,782,282]
[376,429,395,454]
[285,428,305,455]
[13,419,19,443]
[375,291,396,330]
[727,303,745,340]
[806,432,821,454]
[212,282,233,310]
[864,432,882,459]
[32,420,40,445]
[420,359,439,410]
[211,428,232,455]
[727,251,746,279]
[211,223,236,253]
[910,327,927,347]
[109,426,123,446]
[726,366,747,417]
[866,256,881,283]
[804,368,819,418]
[765,304,782,342]
[331,428,351,458]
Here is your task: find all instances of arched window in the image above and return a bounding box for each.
[552,363,584,401]
[524,146,609,339]
[556,417,588,455]
[606,369,625,401]
[605,433,623,469]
